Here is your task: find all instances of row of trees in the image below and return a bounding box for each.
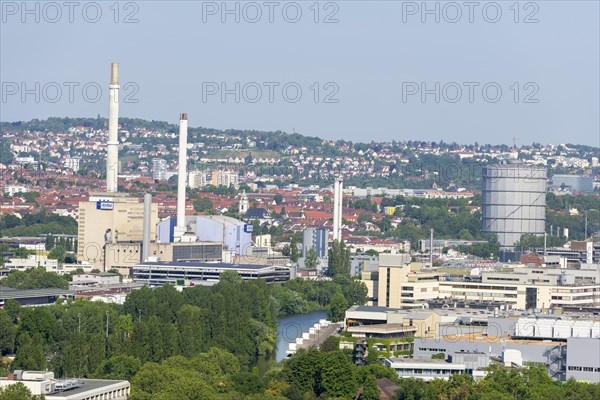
[271,276,367,322]
[0,274,279,376]
[0,270,369,378]
[0,267,70,289]
[0,211,78,237]
[4,347,600,400]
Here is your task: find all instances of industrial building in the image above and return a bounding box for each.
[76,65,164,272]
[77,193,159,271]
[302,227,328,258]
[481,163,547,248]
[0,287,74,307]
[348,303,600,382]
[157,215,252,256]
[566,338,600,382]
[551,174,594,193]
[0,237,46,251]
[344,306,596,381]
[413,315,600,382]
[383,358,467,381]
[0,371,130,400]
[414,334,568,380]
[103,241,223,277]
[132,261,291,286]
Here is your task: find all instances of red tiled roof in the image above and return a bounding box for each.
[304,210,332,220]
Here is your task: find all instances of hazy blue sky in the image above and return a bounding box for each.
[1,1,598,146]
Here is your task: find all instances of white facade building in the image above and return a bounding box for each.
[152,158,168,180]
[211,170,239,188]
[3,184,30,196]
[0,371,130,400]
[188,170,207,189]
[63,157,81,172]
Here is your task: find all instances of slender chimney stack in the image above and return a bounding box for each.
[333,180,339,241]
[106,63,120,193]
[142,193,152,261]
[174,113,188,240]
[338,178,343,239]
[332,177,343,241]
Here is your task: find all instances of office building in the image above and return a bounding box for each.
[552,175,594,193]
[384,358,466,381]
[302,227,328,258]
[362,255,600,311]
[375,254,441,308]
[152,158,168,181]
[188,170,207,189]
[132,261,291,286]
[211,169,239,188]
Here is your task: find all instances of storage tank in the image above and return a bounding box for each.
[482,163,547,248]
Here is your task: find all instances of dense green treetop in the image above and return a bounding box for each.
[1,268,69,289]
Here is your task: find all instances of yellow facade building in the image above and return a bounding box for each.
[77,193,158,271]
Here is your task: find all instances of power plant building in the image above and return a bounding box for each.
[157,215,253,256]
[481,164,547,248]
[77,194,159,271]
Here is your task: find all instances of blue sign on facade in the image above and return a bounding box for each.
[244,224,253,233]
[96,201,114,210]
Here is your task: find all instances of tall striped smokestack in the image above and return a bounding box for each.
[174,113,188,239]
[106,63,119,193]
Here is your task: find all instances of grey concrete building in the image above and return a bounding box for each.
[566,338,600,382]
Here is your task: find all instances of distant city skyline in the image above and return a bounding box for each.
[1,1,598,146]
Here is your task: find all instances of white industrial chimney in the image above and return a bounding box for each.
[337,177,343,240]
[332,176,343,241]
[333,180,339,241]
[106,63,119,193]
[174,113,188,241]
[142,193,152,261]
